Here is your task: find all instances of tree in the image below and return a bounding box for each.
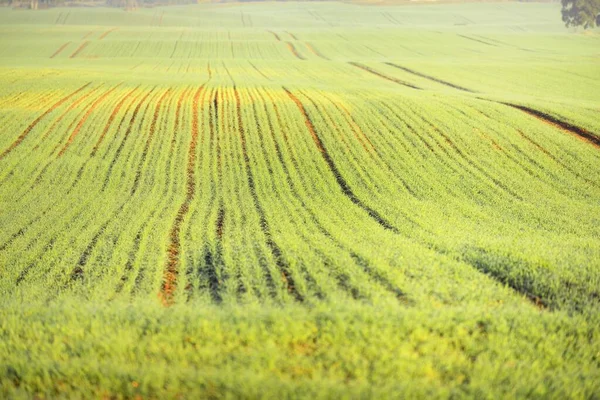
[562,0,600,29]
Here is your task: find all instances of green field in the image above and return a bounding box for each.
[1,1,599,398]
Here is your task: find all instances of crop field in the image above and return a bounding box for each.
[0,1,599,398]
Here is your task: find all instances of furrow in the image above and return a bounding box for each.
[50,42,70,59]
[0,83,91,160]
[385,62,475,92]
[348,62,421,90]
[57,84,122,157]
[283,87,400,234]
[160,85,205,306]
[234,86,304,302]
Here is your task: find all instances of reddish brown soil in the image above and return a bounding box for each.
[91,86,140,156]
[0,83,91,159]
[160,86,205,306]
[58,84,122,157]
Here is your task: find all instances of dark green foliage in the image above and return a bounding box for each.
[562,0,600,28]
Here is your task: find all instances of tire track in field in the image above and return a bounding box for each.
[160,85,205,306]
[248,88,325,300]
[57,83,122,157]
[70,41,90,58]
[248,61,272,81]
[457,34,498,47]
[102,88,156,191]
[234,86,303,302]
[260,89,407,303]
[500,102,600,149]
[286,31,298,40]
[130,88,173,195]
[305,43,330,60]
[99,27,118,40]
[50,42,70,59]
[283,87,400,234]
[348,62,421,90]
[299,91,427,231]
[318,92,419,197]
[286,42,306,60]
[445,102,583,195]
[385,62,475,93]
[416,107,523,200]
[253,89,375,302]
[0,83,91,160]
[267,30,281,41]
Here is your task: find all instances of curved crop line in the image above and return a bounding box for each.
[102,87,157,191]
[286,42,305,60]
[91,86,141,157]
[500,102,600,149]
[283,87,400,234]
[267,30,281,41]
[130,88,173,196]
[256,88,407,303]
[160,85,207,306]
[0,83,91,160]
[305,42,330,61]
[385,62,475,93]
[99,27,118,40]
[50,42,70,59]
[70,41,90,58]
[235,86,304,302]
[317,92,419,198]
[58,83,123,157]
[348,62,421,90]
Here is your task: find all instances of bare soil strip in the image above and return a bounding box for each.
[502,103,600,149]
[99,27,118,40]
[82,31,94,40]
[235,87,303,302]
[305,43,330,60]
[160,86,205,306]
[50,42,70,59]
[348,62,421,90]
[58,84,122,157]
[0,83,91,160]
[283,87,400,234]
[286,31,298,40]
[286,42,305,60]
[70,41,90,58]
[385,62,475,93]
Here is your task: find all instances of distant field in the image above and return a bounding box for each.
[0,2,599,398]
